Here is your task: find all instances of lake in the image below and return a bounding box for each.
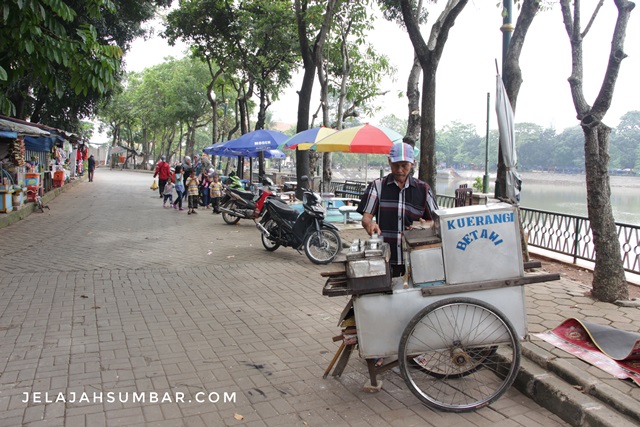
[439,171,640,226]
[331,168,640,226]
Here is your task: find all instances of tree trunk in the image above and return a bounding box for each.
[399,0,469,192]
[559,0,632,302]
[584,124,628,301]
[403,0,423,147]
[419,68,437,189]
[294,0,336,199]
[404,55,421,146]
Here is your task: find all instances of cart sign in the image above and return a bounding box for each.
[434,203,523,285]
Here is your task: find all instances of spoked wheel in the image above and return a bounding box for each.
[261,219,280,251]
[398,297,521,413]
[304,227,341,265]
[221,201,241,225]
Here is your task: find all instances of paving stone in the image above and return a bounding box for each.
[5,169,638,426]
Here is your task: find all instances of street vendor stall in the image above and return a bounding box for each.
[322,203,560,412]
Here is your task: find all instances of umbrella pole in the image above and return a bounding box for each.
[365,154,368,183]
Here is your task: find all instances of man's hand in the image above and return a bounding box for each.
[361,213,381,236]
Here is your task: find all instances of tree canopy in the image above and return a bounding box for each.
[0,0,170,131]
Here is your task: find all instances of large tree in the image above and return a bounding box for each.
[294,0,337,198]
[316,0,395,186]
[559,0,633,302]
[0,0,170,131]
[610,110,640,170]
[396,0,469,191]
[380,0,429,147]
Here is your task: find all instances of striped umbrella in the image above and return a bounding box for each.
[278,127,337,150]
[312,124,403,154]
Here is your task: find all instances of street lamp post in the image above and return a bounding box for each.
[483,92,490,193]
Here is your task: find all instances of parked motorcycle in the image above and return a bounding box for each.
[219,175,276,225]
[256,177,342,264]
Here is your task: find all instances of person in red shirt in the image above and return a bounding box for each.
[153,156,171,198]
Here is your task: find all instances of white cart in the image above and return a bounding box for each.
[323,203,560,413]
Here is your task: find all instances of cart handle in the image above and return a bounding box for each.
[420,273,561,297]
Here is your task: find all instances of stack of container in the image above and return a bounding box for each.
[53,170,65,187]
[25,173,40,202]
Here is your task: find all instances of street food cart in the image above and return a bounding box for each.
[322,203,560,412]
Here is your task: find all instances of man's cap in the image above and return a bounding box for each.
[184,156,191,162]
[160,155,166,161]
[389,142,415,163]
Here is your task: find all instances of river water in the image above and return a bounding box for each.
[332,168,640,226]
[440,171,640,226]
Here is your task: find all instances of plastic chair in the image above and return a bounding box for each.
[454,186,473,207]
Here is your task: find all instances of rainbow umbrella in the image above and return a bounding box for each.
[312,124,403,154]
[278,127,337,150]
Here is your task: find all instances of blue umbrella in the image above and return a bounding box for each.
[223,129,289,152]
[220,149,286,159]
[203,141,230,155]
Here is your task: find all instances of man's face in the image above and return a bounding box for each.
[389,160,413,182]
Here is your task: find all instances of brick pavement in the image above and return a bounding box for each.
[0,168,600,426]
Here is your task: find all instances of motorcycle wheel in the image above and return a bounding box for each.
[221,201,241,225]
[261,219,280,251]
[304,227,341,265]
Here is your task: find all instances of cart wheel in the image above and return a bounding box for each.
[398,297,521,413]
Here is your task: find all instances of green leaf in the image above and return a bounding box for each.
[0,65,7,81]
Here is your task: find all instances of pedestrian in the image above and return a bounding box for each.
[87,154,96,182]
[153,155,171,198]
[193,154,201,176]
[181,156,192,200]
[185,169,200,215]
[210,174,222,214]
[356,142,438,278]
[173,165,185,211]
[200,168,212,209]
[163,179,174,208]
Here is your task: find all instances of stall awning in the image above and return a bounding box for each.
[0,130,18,138]
[24,135,64,152]
[0,117,50,137]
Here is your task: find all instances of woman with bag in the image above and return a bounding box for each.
[153,155,171,198]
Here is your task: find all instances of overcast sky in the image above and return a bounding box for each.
[124,1,639,134]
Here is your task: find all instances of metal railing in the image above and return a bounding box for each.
[436,194,640,275]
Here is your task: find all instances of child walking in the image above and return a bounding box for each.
[185,169,200,215]
[173,165,185,211]
[163,179,174,208]
[200,168,213,209]
[210,174,222,214]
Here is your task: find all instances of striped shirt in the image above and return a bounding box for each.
[356,174,437,267]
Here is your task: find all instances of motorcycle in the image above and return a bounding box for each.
[219,174,276,225]
[256,177,342,265]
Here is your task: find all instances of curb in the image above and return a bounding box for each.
[515,342,640,427]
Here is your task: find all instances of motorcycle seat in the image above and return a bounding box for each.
[230,187,255,201]
[270,199,299,221]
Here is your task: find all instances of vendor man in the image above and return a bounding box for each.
[357,142,438,277]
